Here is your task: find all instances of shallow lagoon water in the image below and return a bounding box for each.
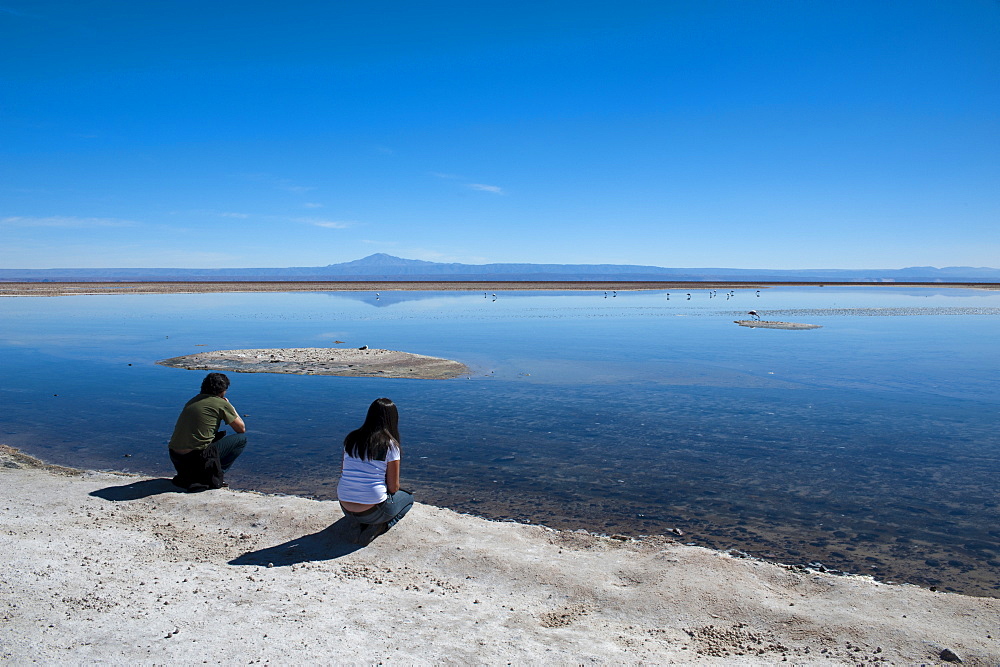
[2,286,998,596]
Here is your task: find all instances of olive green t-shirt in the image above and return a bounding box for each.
[168,394,239,451]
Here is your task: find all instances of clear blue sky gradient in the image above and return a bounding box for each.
[2,1,998,269]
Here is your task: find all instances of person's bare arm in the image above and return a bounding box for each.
[385,459,400,494]
[224,397,246,433]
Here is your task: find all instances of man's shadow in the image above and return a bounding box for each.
[89,478,184,501]
[229,517,363,566]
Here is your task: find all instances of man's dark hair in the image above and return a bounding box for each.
[200,372,230,396]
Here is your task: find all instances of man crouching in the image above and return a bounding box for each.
[168,372,248,492]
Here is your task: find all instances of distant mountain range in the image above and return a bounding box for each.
[2,253,999,283]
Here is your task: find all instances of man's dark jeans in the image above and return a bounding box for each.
[170,433,248,491]
[213,432,247,471]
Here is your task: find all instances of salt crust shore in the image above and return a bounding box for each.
[2,447,997,665]
[157,348,470,380]
[2,280,999,297]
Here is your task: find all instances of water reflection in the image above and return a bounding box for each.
[1,286,998,596]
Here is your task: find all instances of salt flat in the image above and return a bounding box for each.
[2,446,996,665]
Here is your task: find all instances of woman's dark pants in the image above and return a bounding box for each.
[347,490,414,529]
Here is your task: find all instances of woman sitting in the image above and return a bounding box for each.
[337,397,414,544]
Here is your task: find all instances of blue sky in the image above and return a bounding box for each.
[2,1,997,270]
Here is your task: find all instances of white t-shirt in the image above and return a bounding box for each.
[336,442,400,504]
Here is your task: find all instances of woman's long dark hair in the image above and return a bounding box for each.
[343,397,400,461]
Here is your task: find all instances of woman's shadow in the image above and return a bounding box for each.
[89,479,366,565]
[229,517,363,566]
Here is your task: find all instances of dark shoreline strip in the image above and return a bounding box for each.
[3,280,999,297]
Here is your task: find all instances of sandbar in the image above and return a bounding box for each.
[734,320,823,330]
[1,446,997,664]
[157,347,470,380]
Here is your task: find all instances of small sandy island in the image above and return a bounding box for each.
[157,347,470,380]
[735,320,823,330]
[1,446,996,664]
